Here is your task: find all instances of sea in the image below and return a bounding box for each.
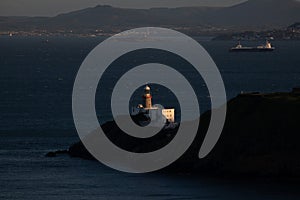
[0,36,300,199]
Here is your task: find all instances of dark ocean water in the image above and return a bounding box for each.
[0,36,300,199]
[1,37,300,131]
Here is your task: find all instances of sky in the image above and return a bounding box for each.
[0,0,248,16]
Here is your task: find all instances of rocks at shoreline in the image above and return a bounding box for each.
[45,150,69,157]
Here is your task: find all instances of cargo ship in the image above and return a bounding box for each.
[230,41,275,52]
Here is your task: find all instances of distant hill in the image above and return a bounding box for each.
[289,22,300,29]
[208,0,300,28]
[0,0,299,32]
[43,5,218,29]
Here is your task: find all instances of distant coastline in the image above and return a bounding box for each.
[1,23,299,40]
[1,0,300,39]
[213,23,300,41]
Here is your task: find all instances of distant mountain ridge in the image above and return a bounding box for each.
[209,0,300,28]
[0,0,299,32]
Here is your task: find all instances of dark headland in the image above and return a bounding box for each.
[49,89,300,180]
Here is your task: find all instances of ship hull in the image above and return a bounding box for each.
[230,48,275,52]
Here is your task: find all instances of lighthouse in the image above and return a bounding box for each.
[143,85,152,109]
[131,85,176,125]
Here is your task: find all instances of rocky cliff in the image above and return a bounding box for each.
[66,91,300,179]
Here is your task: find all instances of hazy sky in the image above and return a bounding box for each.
[0,0,248,16]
